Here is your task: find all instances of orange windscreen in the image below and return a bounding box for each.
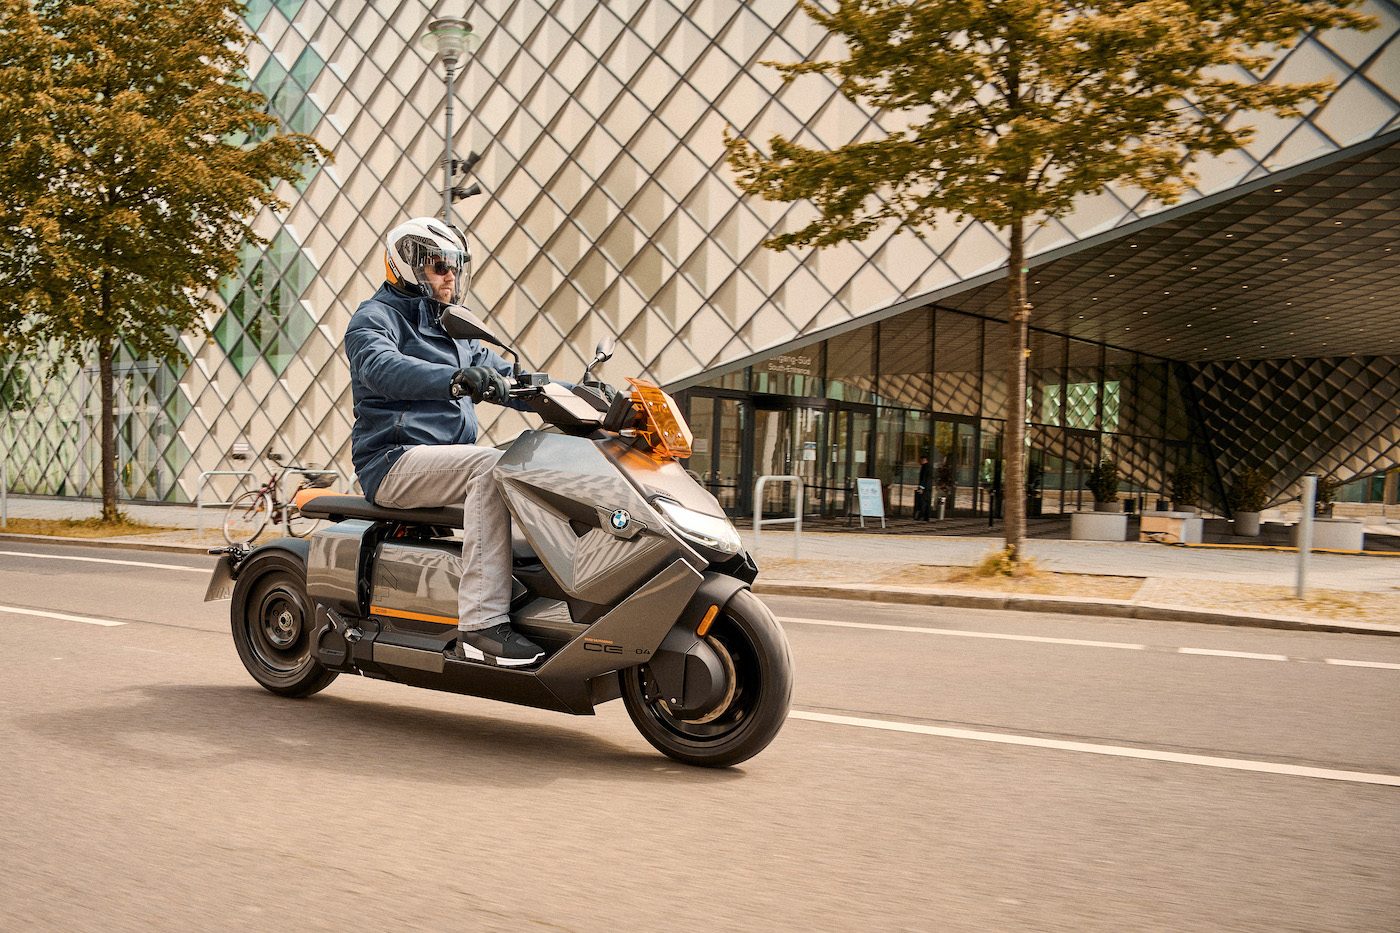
[625,377,693,460]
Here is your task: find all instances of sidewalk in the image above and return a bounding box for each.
[1,494,1396,636]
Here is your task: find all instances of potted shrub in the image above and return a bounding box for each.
[1170,462,1205,514]
[1228,466,1271,537]
[1086,458,1121,512]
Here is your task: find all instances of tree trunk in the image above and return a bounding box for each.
[97,334,118,522]
[1003,216,1029,559]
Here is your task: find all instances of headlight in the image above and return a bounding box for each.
[653,497,741,556]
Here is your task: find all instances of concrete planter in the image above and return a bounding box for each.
[1290,519,1365,551]
[1070,511,1128,542]
[1139,511,1204,544]
[1094,501,1125,513]
[1233,511,1262,537]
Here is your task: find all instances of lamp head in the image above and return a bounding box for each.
[421,17,480,64]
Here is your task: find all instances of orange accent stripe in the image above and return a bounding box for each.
[696,604,720,637]
[370,605,457,625]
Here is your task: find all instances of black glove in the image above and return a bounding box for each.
[450,366,510,404]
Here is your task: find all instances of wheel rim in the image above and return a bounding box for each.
[244,576,313,676]
[223,493,267,546]
[639,616,762,743]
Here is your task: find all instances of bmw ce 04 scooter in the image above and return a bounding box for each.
[206,306,793,768]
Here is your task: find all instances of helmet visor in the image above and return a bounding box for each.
[399,238,470,305]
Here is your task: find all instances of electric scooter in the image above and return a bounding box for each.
[206,306,793,767]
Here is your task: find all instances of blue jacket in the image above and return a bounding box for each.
[345,283,517,503]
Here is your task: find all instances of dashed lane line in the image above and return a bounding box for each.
[789,710,1400,787]
[0,605,126,627]
[779,616,1399,671]
[1325,658,1400,671]
[0,550,208,573]
[778,616,1147,650]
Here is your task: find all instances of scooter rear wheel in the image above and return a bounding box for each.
[230,550,337,698]
[621,588,792,768]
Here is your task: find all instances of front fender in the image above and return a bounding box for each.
[645,572,750,715]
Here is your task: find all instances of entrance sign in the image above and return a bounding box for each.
[854,477,886,529]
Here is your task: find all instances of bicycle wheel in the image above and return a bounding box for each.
[223,490,271,546]
[283,503,321,539]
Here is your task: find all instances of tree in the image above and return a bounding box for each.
[726,0,1372,560]
[0,0,324,520]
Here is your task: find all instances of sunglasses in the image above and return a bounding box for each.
[428,261,460,276]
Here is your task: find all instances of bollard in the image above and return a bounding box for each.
[1296,474,1317,599]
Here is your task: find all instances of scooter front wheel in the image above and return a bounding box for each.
[230,550,337,698]
[621,588,792,768]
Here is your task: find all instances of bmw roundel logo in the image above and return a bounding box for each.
[610,509,631,531]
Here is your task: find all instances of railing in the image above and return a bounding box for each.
[753,474,803,558]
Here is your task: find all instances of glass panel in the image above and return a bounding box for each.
[754,407,826,517]
[826,326,876,404]
[878,313,932,409]
[1165,364,1191,440]
[685,395,715,491]
[933,310,982,416]
[1066,339,1101,430]
[715,399,745,512]
[979,420,1003,517]
[1028,329,1064,426]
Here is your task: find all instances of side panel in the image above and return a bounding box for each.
[370,540,461,622]
[533,558,704,712]
[496,431,700,604]
[305,519,375,616]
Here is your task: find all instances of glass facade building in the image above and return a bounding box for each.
[2,1,1397,516]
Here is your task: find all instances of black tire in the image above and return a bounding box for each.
[230,550,337,698]
[622,588,793,768]
[223,490,269,546]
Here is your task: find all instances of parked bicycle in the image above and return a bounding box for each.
[222,452,338,546]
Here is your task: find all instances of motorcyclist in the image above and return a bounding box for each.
[344,216,544,667]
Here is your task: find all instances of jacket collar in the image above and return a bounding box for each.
[373,282,448,340]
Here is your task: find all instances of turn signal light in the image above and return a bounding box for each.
[626,377,693,460]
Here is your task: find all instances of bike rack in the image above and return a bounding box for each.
[753,474,803,558]
[195,470,257,532]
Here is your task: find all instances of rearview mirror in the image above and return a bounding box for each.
[594,336,616,364]
[440,304,504,346]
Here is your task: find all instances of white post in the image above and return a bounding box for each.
[1296,473,1317,599]
[1,455,7,529]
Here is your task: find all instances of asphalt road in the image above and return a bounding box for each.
[1,540,1397,932]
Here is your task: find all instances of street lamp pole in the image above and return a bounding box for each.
[420,17,481,226]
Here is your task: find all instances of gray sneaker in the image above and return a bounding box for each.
[451,622,544,668]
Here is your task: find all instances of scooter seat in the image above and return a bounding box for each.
[296,493,465,528]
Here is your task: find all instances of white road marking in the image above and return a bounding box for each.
[1325,658,1400,671]
[791,710,1400,787]
[780,616,1399,672]
[0,550,208,573]
[1178,647,1289,662]
[0,604,126,627]
[779,616,1147,651]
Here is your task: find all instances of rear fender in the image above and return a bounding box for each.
[205,538,310,601]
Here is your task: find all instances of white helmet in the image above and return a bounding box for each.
[383,216,469,305]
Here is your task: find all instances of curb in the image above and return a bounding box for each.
[0,532,222,556]
[753,581,1400,638]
